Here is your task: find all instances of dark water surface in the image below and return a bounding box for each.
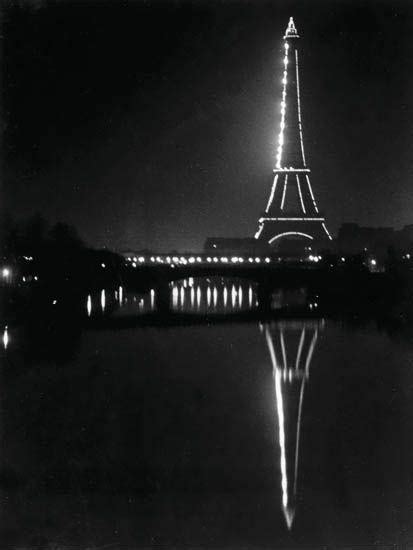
[1,283,413,548]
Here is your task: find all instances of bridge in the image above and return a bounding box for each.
[122,255,328,313]
[119,254,382,317]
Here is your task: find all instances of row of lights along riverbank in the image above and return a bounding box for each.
[123,254,382,272]
[126,255,273,266]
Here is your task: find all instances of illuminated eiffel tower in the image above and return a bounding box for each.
[262,318,324,529]
[255,18,332,251]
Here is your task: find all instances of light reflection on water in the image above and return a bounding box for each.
[2,290,413,546]
[2,309,323,533]
[86,287,157,318]
[170,278,257,314]
[3,325,9,349]
[263,319,324,530]
[100,289,106,312]
[8,280,403,540]
[85,278,260,318]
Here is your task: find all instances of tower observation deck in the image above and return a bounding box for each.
[255,18,332,251]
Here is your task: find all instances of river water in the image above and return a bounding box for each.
[1,280,413,548]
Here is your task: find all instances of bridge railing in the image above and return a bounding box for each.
[122,253,328,269]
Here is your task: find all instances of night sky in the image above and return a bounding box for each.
[3,0,413,251]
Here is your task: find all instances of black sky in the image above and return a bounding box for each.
[3,0,413,251]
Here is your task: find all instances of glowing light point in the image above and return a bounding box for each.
[3,326,9,349]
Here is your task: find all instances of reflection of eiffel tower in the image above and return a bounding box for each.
[262,319,324,530]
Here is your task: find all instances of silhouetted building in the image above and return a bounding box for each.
[399,224,413,245]
[337,223,413,258]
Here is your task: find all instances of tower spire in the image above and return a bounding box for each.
[284,17,299,39]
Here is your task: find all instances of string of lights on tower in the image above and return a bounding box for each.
[255,17,332,248]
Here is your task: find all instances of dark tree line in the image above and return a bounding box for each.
[1,214,123,292]
[1,214,84,261]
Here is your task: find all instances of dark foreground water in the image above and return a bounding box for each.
[1,281,413,548]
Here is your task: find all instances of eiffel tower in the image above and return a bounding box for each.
[255,18,332,252]
[262,318,324,529]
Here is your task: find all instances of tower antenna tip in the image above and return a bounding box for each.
[284,17,299,38]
